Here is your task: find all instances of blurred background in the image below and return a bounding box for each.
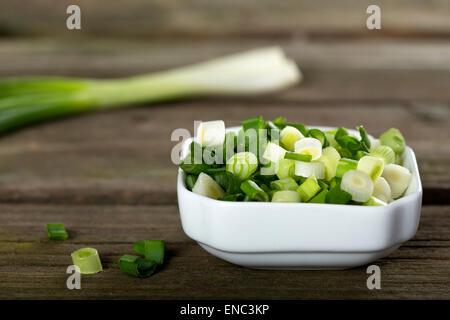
[0,0,448,203]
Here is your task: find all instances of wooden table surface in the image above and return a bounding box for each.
[0,0,449,299]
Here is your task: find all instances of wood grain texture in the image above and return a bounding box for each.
[0,0,449,38]
[0,204,448,300]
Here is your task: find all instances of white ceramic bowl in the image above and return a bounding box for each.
[177,126,422,270]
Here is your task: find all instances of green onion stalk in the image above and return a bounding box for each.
[0,47,300,135]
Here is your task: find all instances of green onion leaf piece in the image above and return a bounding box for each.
[309,189,328,203]
[218,193,244,201]
[357,126,371,152]
[242,116,264,132]
[185,175,198,191]
[284,152,312,162]
[325,188,352,204]
[240,180,269,202]
[71,248,103,274]
[46,223,68,240]
[356,150,369,160]
[272,116,287,129]
[213,171,242,194]
[133,240,165,265]
[118,255,157,278]
[308,128,329,148]
[336,158,358,178]
[286,123,309,137]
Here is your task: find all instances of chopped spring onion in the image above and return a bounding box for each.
[196,120,225,147]
[242,116,265,132]
[213,171,242,194]
[340,170,374,202]
[260,161,277,176]
[118,255,157,278]
[0,48,300,135]
[309,189,328,203]
[373,177,392,203]
[379,128,405,154]
[325,187,352,204]
[275,158,295,179]
[280,126,304,151]
[226,152,258,180]
[262,142,287,163]
[336,158,358,178]
[370,145,395,165]
[364,196,388,206]
[294,138,322,161]
[356,150,369,160]
[297,176,321,202]
[381,164,412,199]
[317,146,341,180]
[284,152,312,162]
[325,132,339,149]
[185,175,198,191]
[219,193,244,201]
[270,177,298,191]
[271,190,301,203]
[46,223,68,240]
[240,180,269,202]
[71,248,103,274]
[181,116,411,206]
[295,161,325,179]
[192,172,225,199]
[308,129,329,148]
[133,240,165,265]
[357,156,384,181]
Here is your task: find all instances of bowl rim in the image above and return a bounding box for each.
[177,125,422,209]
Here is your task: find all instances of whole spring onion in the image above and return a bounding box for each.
[0,47,300,135]
[71,248,103,274]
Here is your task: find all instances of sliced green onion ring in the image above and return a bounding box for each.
[71,248,103,274]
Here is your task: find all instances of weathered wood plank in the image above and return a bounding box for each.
[1,0,450,37]
[1,38,450,101]
[0,102,448,205]
[0,204,448,299]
